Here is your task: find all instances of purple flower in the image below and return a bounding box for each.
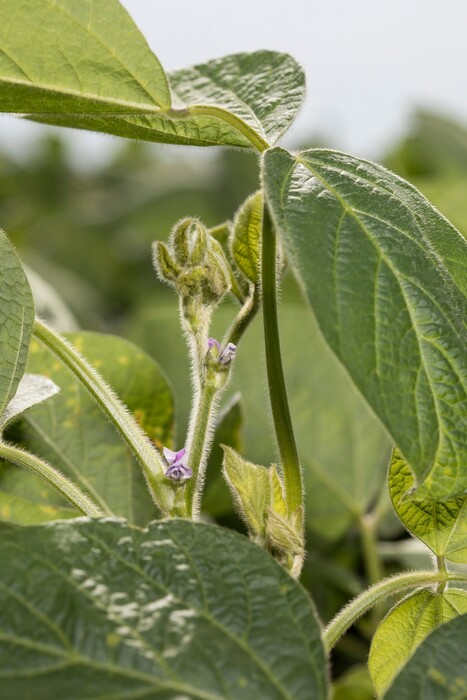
[207,338,237,366]
[163,447,192,482]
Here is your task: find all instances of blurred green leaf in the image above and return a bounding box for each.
[263,147,467,500]
[0,231,34,418]
[389,449,467,562]
[370,588,467,697]
[0,518,328,699]
[383,613,467,699]
[332,665,374,700]
[0,332,174,525]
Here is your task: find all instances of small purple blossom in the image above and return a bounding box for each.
[163,446,192,482]
[207,338,237,366]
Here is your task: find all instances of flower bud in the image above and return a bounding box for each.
[152,241,181,285]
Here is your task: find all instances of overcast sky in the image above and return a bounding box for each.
[2,0,467,165]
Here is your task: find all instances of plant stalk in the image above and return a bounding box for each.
[33,318,174,514]
[0,441,104,517]
[184,382,217,518]
[261,202,303,516]
[359,513,383,586]
[324,569,467,652]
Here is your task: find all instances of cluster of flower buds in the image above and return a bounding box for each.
[153,218,232,307]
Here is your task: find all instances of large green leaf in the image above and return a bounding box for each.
[263,147,467,500]
[389,449,467,562]
[0,231,34,418]
[0,518,328,699]
[0,1,304,149]
[0,0,170,111]
[369,588,467,696]
[0,332,174,526]
[383,614,467,699]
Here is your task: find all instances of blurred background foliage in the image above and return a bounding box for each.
[1,111,466,685]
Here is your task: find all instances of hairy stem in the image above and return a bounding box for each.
[261,202,303,516]
[223,285,260,347]
[324,569,467,652]
[184,383,217,518]
[0,441,104,517]
[33,318,174,514]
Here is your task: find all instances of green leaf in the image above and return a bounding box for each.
[383,613,467,699]
[0,0,170,112]
[1,2,304,150]
[222,445,272,539]
[232,190,263,283]
[0,490,75,525]
[0,231,35,418]
[0,518,328,700]
[170,52,305,148]
[332,665,374,700]
[263,147,467,500]
[389,449,467,562]
[370,588,467,697]
[0,332,174,526]
[0,374,59,431]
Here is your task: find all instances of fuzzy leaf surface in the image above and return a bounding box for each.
[264,147,467,500]
[0,232,34,418]
[383,614,467,699]
[0,374,59,431]
[370,588,467,696]
[0,332,174,525]
[0,518,328,700]
[389,449,467,562]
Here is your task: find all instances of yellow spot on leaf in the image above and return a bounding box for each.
[62,420,74,429]
[106,633,120,648]
[118,355,129,365]
[1,505,10,519]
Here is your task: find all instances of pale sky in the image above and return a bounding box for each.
[1,0,466,165]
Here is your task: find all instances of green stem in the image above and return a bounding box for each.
[184,383,217,518]
[324,570,467,653]
[223,285,260,347]
[436,555,447,595]
[33,318,174,514]
[0,441,104,517]
[261,202,303,516]
[359,513,383,586]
